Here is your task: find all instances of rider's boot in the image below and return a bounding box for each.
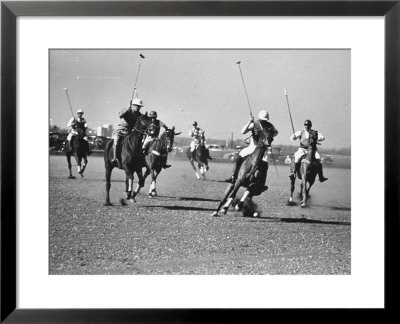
[289,161,300,179]
[318,162,328,182]
[225,155,244,183]
[162,160,172,169]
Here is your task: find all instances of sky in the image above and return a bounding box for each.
[49,49,350,149]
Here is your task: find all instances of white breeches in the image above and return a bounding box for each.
[190,141,198,152]
[67,132,88,142]
[238,142,256,158]
[294,148,320,162]
[143,136,154,148]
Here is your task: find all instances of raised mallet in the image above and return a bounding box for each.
[131,53,145,101]
[236,61,253,117]
[63,88,75,118]
[284,88,295,134]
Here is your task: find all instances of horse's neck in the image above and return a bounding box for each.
[308,146,317,161]
[250,145,266,161]
[154,134,167,152]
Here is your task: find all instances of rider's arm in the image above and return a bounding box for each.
[271,125,278,137]
[290,130,302,141]
[317,132,325,141]
[67,117,75,128]
[118,108,130,118]
[241,116,255,134]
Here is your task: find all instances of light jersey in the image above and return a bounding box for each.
[290,129,325,148]
[189,127,203,139]
[67,117,87,130]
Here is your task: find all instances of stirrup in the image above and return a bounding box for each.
[163,163,171,169]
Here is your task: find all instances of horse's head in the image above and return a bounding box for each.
[304,130,319,162]
[76,128,86,139]
[134,114,151,135]
[309,130,319,149]
[164,126,181,152]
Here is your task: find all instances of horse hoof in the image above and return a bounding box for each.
[68,176,76,179]
[119,198,127,206]
[79,173,84,178]
[212,211,219,217]
[104,202,113,206]
[222,208,228,215]
[301,203,306,208]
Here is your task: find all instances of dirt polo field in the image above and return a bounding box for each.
[49,155,351,275]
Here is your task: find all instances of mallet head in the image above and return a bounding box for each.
[140,54,145,59]
[236,61,241,64]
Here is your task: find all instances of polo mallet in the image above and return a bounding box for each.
[130,53,145,102]
[63,88,75,118]
[284,89,295,134]
[236,61,253,117]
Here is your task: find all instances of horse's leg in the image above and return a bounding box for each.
[289,176,296,203]
[213,183,235,216]
[66,153,75,179]
[104,163,113,206]
[235,189,251,211]
[148,168,157,197]
[300,165,308,207]
[125,172,134,201]
[75,155,83,177]
[143,167,151,189]
[80,156,88,175]
[221,181,242,214]
[131,169,145,200]
[189,158,200,179]
[199,163,206,179]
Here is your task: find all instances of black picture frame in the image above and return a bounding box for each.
[1,0,399,322]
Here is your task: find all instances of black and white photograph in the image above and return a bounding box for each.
[49,49,351,275]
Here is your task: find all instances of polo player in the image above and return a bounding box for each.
[111,98,144,166]
[289,119,328,182]
[66,109,91,155]
[188,121,205,157]
[225,110,278,184]
[142,110,171,169]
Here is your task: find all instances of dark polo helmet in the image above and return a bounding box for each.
[304,119,312,127]
[149,111,157,118]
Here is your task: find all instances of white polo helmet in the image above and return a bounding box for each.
[76,109,84,114]
[132,98,144,107]
[258,110,269,121]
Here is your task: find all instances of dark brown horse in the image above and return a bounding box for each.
[143,127,181,197]
[289,130,319,207]
[104,115,150,205]
[187,134,212,180]
[66,128,89,179]
[213,137,270,217]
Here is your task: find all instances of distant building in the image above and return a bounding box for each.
[97,124,114,137]
[103,124,113,137]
